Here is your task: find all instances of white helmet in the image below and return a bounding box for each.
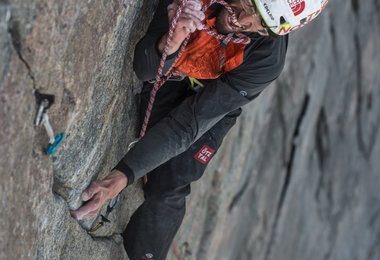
[252,0,329,35]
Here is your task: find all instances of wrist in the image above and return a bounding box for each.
[108,170,128,198]
[114,160,135,186]
[115,170,128,188]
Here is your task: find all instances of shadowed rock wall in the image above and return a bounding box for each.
[0,0,379,259]
[170,1,380,260]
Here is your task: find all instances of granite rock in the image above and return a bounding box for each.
[0,0,379,260]
[170,1,380,260]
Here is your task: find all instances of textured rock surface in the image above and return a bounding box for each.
[0,0,379,260]
[0,0,154,259]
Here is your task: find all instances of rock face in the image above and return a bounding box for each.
[0,0,379,260]
[0,0,153,259]
[169,1,380,260]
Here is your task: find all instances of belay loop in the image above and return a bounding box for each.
[138,0,251,139]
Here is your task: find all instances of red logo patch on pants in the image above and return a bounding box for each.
[194,145,215,164]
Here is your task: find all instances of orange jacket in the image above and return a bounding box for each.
[174,0,246,79]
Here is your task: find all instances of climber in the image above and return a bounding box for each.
[71,0,328,259]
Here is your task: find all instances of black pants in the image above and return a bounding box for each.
[123,79,241,260]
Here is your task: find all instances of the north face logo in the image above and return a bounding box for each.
[288,0,306,16]
[141,253,154,260]
[194,145,215,164]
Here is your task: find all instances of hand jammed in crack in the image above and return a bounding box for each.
[70,170,128,220]
[158,0,205,55]
[70,1,204,221]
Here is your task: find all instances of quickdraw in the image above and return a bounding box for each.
[88,138,137,233]
[34,91,65,156]
[88,194,121,233]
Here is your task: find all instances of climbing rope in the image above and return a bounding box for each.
[88,0,252,235]
[138,0,251,138]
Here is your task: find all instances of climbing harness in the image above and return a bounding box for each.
[34,91,65,155]
[88,194,121,233]
[188,76,205,92]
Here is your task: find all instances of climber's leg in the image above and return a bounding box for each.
[122,109,241,260]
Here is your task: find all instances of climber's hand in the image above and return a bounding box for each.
[70,170,128,220]
[158,0,205,55]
